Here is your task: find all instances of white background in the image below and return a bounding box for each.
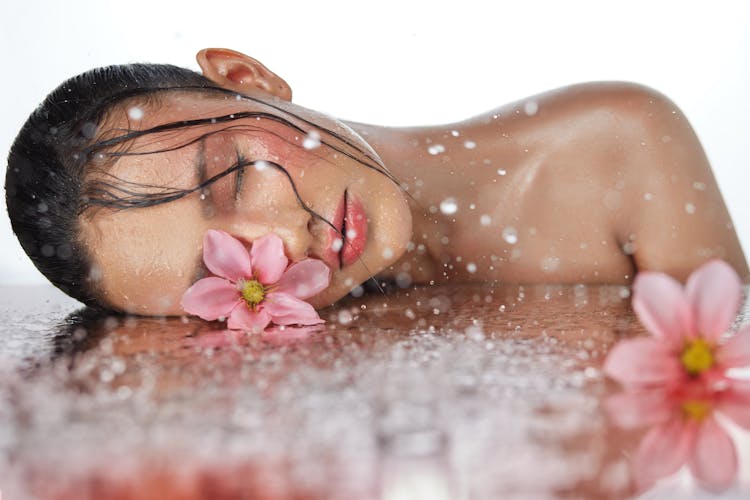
[1,0,749,284]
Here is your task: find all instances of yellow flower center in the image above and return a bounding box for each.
[680,338,715,376]
[240,279,265,307]
[681,400,712,421]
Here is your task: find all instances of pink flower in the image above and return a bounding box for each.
[604,259,750,389]
[181,230,331,333]
[605,380,750,493]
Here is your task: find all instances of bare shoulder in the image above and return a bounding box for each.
[458,82,748,284]
[526,82,749,282]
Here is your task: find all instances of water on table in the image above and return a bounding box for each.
[0,284,748,499]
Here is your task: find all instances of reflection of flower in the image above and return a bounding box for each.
[181,230,330,333]
[185,324,325,350]
[606,380,750,492]
[605,260,750,389]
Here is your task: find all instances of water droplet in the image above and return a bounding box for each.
[622,242,636,255]
[643,192,654,201]
[350,285,364,297]
[440,197,458,215]
[466,262,477,273]
[303,130,321,150]
[502,227,518,244]
[382,247,394,259]
[128,107,144,120]
[450,130,460,137]
[427,144,445,155]
[685,203,696,214]
[497,169,506,176]
[692,182,706,191]
[337,310,353,325]
[346,229,357,239]
[199,193,207,200]
[480,214,492,226]
[331,238,343,252]
[523,100,538,116]
[463,140,476,149]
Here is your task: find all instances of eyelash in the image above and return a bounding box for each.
[234,150,246,201]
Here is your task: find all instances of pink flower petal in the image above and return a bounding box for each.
[685,260,742,341]
[250,233,288,285]
[275,259,331,299]
[633,419,694,493]
[227,304,272,333]
[203,229,252,282]
[688,417,737,492]
[604,338,684,387]
[632,272,693,346]
[180,277,241,320]
[716,325,750,368]
[604,389,674,430]
[719,380,750,430]
[264,292,324,325]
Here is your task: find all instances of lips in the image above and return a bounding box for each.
[321,190,368,270]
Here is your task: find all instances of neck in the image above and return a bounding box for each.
[344,120,469,285]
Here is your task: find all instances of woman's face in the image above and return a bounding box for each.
[80,91,412,315]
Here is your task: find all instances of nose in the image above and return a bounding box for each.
[225,207,312,262]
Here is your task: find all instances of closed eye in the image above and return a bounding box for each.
[234,150,246,201]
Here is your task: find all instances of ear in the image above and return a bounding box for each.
[196,48,293,101]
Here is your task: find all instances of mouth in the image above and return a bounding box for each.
[321,189,368,270]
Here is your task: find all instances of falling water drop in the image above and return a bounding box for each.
[427,144,445,155]
[440,198,458,215]
[502,227,518,244]
[303,130,321,150]
[128,107,144,120]
[523,100,538,116]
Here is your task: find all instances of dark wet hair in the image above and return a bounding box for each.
[6,63,399,309]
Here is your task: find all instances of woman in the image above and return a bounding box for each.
[6,48,748,316]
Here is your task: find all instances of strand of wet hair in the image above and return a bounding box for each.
[84,110,405,191]
[83,84,422,209]
[95,84,391,174]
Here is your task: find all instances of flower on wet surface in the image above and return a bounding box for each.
[605,380,750,492]
[181,230,331,332]
[604,259,750,389]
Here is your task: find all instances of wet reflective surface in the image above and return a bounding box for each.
[0,284,748,499]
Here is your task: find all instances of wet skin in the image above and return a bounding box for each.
[80,51,749,316]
